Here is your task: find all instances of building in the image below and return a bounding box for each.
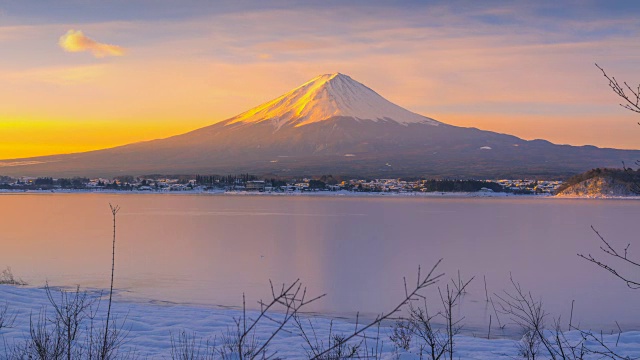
[246,180,266,191]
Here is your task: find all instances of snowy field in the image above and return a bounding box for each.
[1,285,639,359]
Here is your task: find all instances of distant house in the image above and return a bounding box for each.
[246,180,266,191]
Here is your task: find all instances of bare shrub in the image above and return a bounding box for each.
[294,317,363,360]
[307,260,444,360]
[407,302,447,360]
[47,285,93,359]
[204,279,325,360]
[438,274,473,360]
[170,331,216,360]
[0,268,26,286]
[517,329,541,360]
[287,261,443,359]
[494,275,637,360]
[217,321,263,359]
[389,318,412,352]
[383,270,472,360]
[0,302,16,333]
[22,308,65,359]
[495,276,549,357]
[10,285,129,360]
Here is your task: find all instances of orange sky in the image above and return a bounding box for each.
[1,2,639,159]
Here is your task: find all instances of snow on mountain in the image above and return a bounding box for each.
[226,73,440,129]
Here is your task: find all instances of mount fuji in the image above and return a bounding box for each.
[2,73,639,178]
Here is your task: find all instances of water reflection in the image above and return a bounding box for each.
[0,194,638,333]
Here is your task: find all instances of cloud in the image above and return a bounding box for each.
[58,29,125,58]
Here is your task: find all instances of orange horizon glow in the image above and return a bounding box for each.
[2,3,640,160]
[2,111,639,160]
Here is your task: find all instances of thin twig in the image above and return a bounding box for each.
[578,226,640,289]
[102,204,120,360]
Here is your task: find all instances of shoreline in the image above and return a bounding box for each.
[1,188,639,199]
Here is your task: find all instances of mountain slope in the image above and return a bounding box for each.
[225,73,439,128]
[1,73,639,178]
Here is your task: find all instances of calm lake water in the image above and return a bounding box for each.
[1,193,639,334]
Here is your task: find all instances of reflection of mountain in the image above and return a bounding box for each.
[2,73,639,178]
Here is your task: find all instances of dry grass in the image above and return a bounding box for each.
[0,267,27,286]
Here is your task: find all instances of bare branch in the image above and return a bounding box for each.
[310,259,444,360]
[596,63,640,114]
[578,226,640,289]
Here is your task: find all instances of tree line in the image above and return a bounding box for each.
[419,179,505,193]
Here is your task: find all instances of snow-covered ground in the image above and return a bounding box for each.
[1,285,639,359]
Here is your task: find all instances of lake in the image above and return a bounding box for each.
[1,193,638,335]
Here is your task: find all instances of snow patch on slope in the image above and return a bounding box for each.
[226,73,440,129]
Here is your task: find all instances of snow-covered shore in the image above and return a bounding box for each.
[0,188,536,198]
[3,188,640,199]
[1,285,639,359]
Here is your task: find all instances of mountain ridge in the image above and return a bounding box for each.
[1,73,639,178]
[222,72,439,129]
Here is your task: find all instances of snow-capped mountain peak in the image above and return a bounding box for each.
[226,72,440,129]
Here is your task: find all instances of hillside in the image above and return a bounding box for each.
[555,168,640,197]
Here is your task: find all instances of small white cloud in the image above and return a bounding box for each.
[59,29,125,58]
[480,146,492,150]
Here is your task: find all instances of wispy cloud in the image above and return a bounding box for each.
[58,29,125,58]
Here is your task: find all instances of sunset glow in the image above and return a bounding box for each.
[3,4,640,357]
[2,1,640,159]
